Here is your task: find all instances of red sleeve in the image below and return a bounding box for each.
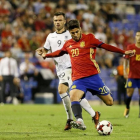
[100,43,125,54]
[124,45,130,59]
[45,50,66,58]
[89,34,125,54]
[45,43,67,58]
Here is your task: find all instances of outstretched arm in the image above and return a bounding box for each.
[100,43,125,54]
[42,50,67,59]
[100,43,135,56]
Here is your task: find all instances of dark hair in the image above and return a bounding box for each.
[67,20,80,30]
[54,12,66,19]
[136,31,140,33]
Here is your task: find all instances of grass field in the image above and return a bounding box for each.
[0,104,140,140]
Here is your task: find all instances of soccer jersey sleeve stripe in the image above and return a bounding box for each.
[98,42,104,47]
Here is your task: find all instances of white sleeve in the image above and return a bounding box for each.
[43,34,51,50]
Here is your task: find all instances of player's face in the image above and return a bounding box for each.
[135,32,140,43]
[69,28,82,42]
[53,15,66,31]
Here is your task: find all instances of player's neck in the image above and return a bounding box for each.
[56,28,66,34]
[136,43,140,48]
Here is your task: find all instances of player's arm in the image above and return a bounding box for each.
[90,34,135,56]
[123,58,129,79]
[36,47,49,56]
[42,49,67,59]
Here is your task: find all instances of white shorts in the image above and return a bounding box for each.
[57,68,72,88]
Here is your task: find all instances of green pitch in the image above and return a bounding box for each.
[0,104,140,140]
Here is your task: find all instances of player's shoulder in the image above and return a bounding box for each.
[47,32,56,38]
[84,33,95,38]
[127,44,135,49]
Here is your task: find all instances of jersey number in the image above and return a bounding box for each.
[71,48,79,57]
[57,40,61,47]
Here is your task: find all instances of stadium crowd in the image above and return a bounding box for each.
[0,0,140,104]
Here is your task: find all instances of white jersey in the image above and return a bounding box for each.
[43,30,71,74]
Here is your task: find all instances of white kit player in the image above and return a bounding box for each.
[36,12,100,130]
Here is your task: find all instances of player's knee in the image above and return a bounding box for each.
[106,99,113,106]
[58,89,64,94]
[58,87,67,94]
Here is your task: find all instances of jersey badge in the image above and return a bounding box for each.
[136,54,140,61]
[64,36,68,42]
[80,41,85,48]
[65,36,68,39]
[72,85,76,89]
[128,81,132,87]
[69,45,72,48]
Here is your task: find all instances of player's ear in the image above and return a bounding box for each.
[64,20,66,25]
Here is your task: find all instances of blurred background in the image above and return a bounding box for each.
[0,0,140,105]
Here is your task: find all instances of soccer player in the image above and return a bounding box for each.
[36,12,99,130]
[41,19,135,130]
[123,31,140,118]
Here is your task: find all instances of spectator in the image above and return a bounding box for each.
[33,0,45,14]
[76,0,88,10]
[0,50,19,103]
[95,26,107,43]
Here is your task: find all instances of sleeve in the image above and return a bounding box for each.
[43,34,51,50]
[90,34,125,54]
[124,45,130,59]
[100,43,125,54]
[45,42,67,58]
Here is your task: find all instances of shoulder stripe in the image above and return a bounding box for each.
[98,42,104,47]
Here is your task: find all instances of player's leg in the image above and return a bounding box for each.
[69,89,86,130]
[138,89,140,118]
[66,68,97,126]
[58,83,73,130]
[79,98,100,128]
[124,78,136,118]
[124,88,134,118]
[68,71,96,124]
[97,94,113,106]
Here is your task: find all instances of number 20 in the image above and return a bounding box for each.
[71,48,79,57]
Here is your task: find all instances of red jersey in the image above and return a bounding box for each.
[125,44,140,79]
[61,34,124,81]
[46,33,125,81]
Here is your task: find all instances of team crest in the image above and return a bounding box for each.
[69,45,72,48]
[136,54,140,61]
[128,81,132,87]
[64,36,68,42]
[80,41,85,48]
[72,85,76,89]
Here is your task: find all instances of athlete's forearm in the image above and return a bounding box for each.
[100,43,125,54]
[44,50,66,58]
[123,59,129,73]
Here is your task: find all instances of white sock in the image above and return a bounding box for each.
[60,93,73,120]
[80,98,95,117]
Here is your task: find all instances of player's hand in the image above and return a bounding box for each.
[36,48,43,55]
[125,50,135,57]
[42,53,47,59]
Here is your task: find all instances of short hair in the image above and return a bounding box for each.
[54,12,66,19]
[136,31,140,33]
[67,20,80,30]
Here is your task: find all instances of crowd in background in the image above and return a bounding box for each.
[0,0,140,104]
